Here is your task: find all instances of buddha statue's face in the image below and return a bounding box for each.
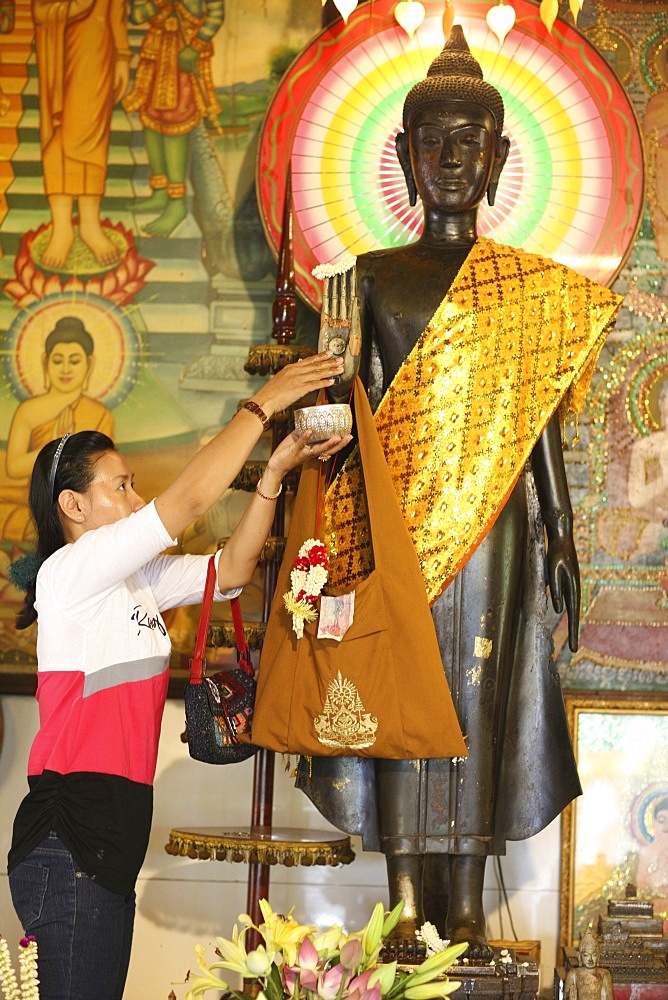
[401,101,507,212]
[655,806,668,839]
[45,341,92,394]
[579,938,599,969]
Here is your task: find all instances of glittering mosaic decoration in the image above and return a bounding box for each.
[257,0,644,308]
[559,320,668,678]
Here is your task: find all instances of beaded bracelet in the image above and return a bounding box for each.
[256,480,283,501]
[242,399,270,430]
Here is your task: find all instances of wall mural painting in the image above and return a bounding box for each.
[542,0,668,695]
[0,0,667,695]
[0,0,322,686]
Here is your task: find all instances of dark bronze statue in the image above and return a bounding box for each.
[298,24,621,959]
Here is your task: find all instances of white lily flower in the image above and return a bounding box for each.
[247,947,274,977]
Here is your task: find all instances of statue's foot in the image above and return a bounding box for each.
[142,198,186,237]
[379,935,427,965]
[79,222,121,266]
[449,925,494,963]
[128,190,169,213]
[41,225,75,270]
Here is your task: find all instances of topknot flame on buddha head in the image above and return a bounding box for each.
[578,926,601,963]
[402,24,505,135]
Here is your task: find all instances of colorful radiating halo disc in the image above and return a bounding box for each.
[257,0,644,310]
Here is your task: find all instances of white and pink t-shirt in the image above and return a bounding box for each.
[9,501,239,894]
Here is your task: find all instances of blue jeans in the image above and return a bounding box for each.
[8,831,135,1000]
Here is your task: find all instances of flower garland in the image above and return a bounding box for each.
[283,538,329,638]
[416,922,450,955]
[0,935,39,1000]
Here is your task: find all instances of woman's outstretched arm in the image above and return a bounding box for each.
[154,351,344,541]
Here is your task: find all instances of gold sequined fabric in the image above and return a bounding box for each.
[323,238,622,603]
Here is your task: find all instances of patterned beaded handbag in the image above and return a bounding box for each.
[184,556,260,764]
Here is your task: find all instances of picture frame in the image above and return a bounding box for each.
[558,691,668,953]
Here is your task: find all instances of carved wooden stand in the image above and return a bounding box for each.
[165,166,354,950]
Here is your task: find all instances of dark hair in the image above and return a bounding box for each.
[44,316,94,358]
[15,430,115,629]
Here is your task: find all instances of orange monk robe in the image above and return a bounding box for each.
[27,395,114,454]
[31,0,129,196]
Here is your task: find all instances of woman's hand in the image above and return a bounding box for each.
[266,429,353,481]
[251,351,345,418]
[218,429,353,591]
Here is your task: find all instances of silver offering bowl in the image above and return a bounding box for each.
[293,403,353,443]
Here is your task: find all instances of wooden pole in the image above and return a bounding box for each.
[244,166,297,952]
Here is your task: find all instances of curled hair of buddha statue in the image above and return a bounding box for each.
[45,315,95,358]
[402,24,505,134]
[579,926,600,958]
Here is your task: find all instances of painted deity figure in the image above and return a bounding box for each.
[628,381,668,523]
[0,316,113,541]
[637,796,668,905]
[124,0,224,237]
[298,26,622,957]
[6,316,114,484]
[31,0,130,268]
[564,928,614,1000]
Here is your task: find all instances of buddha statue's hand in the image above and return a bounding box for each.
[544,511,580,652]
[53,404,76,438]
[315,255,361,403]
[113,59,130,103]
[532,414,580,652]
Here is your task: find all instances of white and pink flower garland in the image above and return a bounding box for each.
[283,538,329,638]
[0,935,39,1000]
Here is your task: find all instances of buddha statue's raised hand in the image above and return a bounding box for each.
[315,255,361,402]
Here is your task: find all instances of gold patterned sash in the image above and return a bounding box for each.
[323,238,622,604]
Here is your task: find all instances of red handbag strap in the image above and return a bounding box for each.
[190,556,217,685]
[190,555,254,684]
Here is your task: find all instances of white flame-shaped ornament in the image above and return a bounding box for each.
[394,0,426,38]
[333,0,358,22]
[486,1,516,46]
